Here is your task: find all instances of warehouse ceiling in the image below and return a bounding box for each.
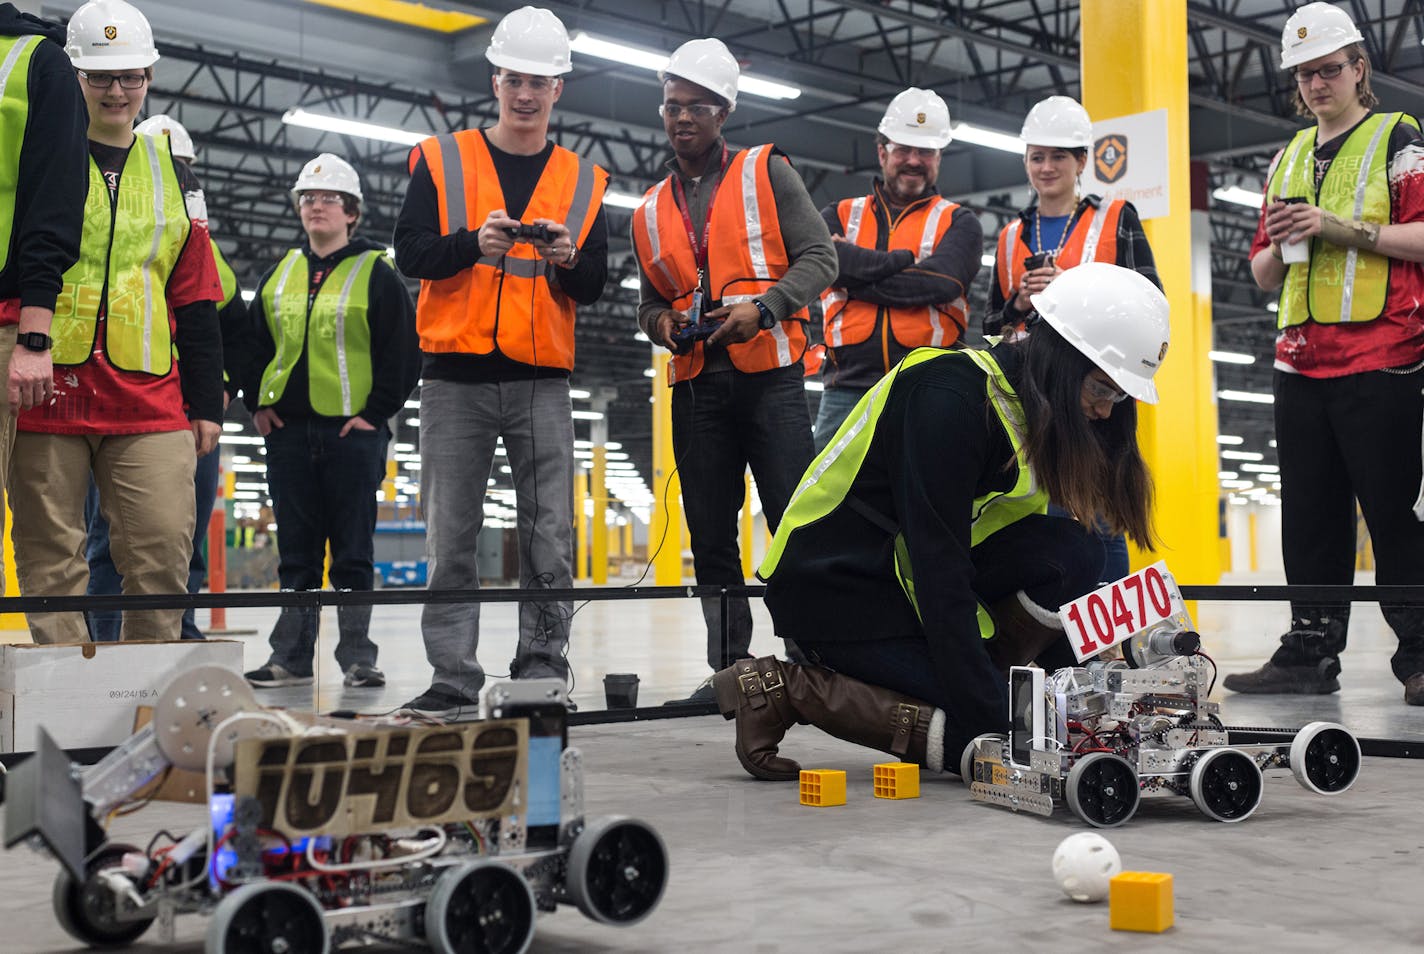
[36,0,1424,513]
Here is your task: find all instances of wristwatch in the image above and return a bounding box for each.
[16,331,52,352]
[752,298,776,330]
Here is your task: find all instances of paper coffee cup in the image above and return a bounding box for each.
[1280,238,1309,264]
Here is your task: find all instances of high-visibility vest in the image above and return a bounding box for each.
[820,193,967,352]
[257,247,386,417]
[1266,112,1416,328]
[631,145,810,384]
[994,199,1124,307]
[52,134,190,373]
[212,238,239,310]
[411,130,607,370]
[0,34,42,277]
[760,347,1046,631]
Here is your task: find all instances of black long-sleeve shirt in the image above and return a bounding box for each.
[985,196,1159,337]
[245,237,420,426]
[820,181,983,389]
[0,4,88,311]
[393,131,608,383]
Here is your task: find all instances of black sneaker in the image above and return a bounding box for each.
[662,675,717,706]
[245,663,313,688]
[401,685,479,719]
[343,664,386,688]
[1222,659,1340,695]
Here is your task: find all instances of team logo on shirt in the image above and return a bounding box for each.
[104,25,117,40]
[1094,134,1128,183]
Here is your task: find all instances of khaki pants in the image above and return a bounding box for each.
[0,335,14,597]
[10,429,196,642]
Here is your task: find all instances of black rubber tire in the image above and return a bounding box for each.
[1290,721,1361,795]
[1065,752,1140,828]
[52,843,154,948]
[1190,748,1264,823]
[565,816,668,926]
[205,881,330,954]
[424,860,536,954]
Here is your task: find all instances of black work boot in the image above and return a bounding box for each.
[1222,658,1341,694]
[1404,674,1424,706]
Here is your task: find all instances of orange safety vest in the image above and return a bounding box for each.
[819,193,967,353]
[631,145,810,385]
[410,130,607,370]
[995,199,1124,306]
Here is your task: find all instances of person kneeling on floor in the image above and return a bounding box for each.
[715,262,1170,780]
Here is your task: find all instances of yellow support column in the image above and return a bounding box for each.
[591,444,608,584]
[740,472,754,579]
[1,499,27,634]
[1082,0,1221,585]
[1248,509,1259,572]
[650,351,684,584]
[623,519,634,561]
[382,459,397,516]
[574,471,589,581]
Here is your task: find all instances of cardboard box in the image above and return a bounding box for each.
[0,640,244,753]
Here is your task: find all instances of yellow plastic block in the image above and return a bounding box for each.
[799,769,846,807]
[872,762,920,799]
[1110,871,1174,933]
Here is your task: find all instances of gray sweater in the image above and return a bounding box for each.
[635,139,836,370]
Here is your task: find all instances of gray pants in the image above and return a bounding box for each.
[419,378,575,697]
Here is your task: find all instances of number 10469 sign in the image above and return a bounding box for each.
[1058,561,1190,663]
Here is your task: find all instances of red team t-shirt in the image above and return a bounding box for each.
[1250,116,1424,378]
[19,140,222,435]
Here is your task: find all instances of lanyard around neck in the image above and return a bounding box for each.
[670,142,731,274]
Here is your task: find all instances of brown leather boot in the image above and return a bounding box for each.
[983,592,1068,672]
[713,656,946,781]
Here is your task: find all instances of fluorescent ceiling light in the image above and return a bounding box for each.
[643,367,656,377]
[981,253,996,268]
[1218,471,1238,480]
[571,410,605,420]
[1266,301,1279,313]
[240,289,256,303]
[604,191,645,210]
[804,381,824,392]
[952,122,1022,154]
[569,32,800,100]
[1240,463,1279,473]
[621,277,642,291]
[282,107,428,146]
[1209,350,1255,365]
[1221,449,1264,461]
[1213,185,1263,208]
[1217,435,1244,445]
[570,388,591,400]
[1219,389,1274,404]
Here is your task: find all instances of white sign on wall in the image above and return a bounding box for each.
[1082,108,1170,221]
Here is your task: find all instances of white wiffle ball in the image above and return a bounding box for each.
[1052,832,1122,903]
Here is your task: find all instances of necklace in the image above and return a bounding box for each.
[1032,195,1084,259]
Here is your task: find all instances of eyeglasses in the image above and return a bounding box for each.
[884,143,941,161]
[1083,376,1130,405]
[1293,59,1358,85]
[658,103,723,120]
[298,192,346,207]
[496,75,557,92]
[78,70,147,90]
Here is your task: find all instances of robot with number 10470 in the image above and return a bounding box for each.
[962,562,1362,828]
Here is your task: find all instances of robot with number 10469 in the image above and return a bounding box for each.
[961,562,1361,828]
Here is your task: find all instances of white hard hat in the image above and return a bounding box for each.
[661,38,739,111]
[1020,96,1093,150]
[135,114,193,161]
[1031,262,1170,404]
[291,153,362,205]
[877,88,952,150]
[485,6,571,77]
[66,0,160,70]
[1280,2,1364,70]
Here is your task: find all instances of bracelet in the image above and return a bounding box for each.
[1270,243,1284,261]
[557,242,579,270]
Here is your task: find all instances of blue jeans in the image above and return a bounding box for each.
[1046,502,1128,584]
[419,378,575,697]
[85,448,221,642]
[811,385,867,454]
[673,365,815,670]
[262,418,386,677]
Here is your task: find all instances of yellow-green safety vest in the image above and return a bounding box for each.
[0,34,41,277]
[1266,111,1417,328]
[212,238,239,310]
[760,347,1048,634]
[258,247,384,417]
[52,134,190,371]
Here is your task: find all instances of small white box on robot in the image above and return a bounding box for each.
[0,640,244,753]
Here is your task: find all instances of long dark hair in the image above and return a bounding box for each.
[1010,323,1157,548]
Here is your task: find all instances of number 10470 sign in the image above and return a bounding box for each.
[1058,561,1190,663]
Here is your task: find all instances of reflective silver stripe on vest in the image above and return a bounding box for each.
[138,136,168,374]
[0,35,37,104]
[742,146,770,279]
[920,200,953,345]
[641,181,680,299]
[844,196,867,244]
[432,134,466,233]
[725,293,791,365]
[564,156,599,245]
[333,252,376,416]
[474,254,547,278]
[825,197,867,346]
[1078,203,1109,263]
[1003,219,1022,294]
[1339,118,1392,323]
[266,252,302,395]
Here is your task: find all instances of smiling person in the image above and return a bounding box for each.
[240,154,419,691]
[393,6,607,718]
[1225,3,1424,705]
[715,263,1167,780]
[813,88,982,450]
[632,38,836,704]
[8,0,224,644]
